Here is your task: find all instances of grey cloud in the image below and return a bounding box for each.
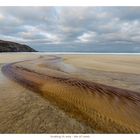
[0,7,140,52]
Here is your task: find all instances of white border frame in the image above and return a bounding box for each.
[0,0,140,140]
[0,0,139,6]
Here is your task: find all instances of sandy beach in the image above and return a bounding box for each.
[0,53,94,133]
[1,53,140,133]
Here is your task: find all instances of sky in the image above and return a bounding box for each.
[0,7,140,52]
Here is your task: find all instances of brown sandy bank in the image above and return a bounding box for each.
[63,55,140,92]
[0,53,94,133]
[2,54,140,133]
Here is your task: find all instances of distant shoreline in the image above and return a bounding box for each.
[1,52,140,55]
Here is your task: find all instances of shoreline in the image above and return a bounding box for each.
[1,52,140,55]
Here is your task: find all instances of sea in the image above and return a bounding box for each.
[1,52,140,55]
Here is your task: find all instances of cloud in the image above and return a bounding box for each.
[77,31,97,43]
[0,7,140,52]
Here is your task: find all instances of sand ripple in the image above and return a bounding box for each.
[2,55,140,133]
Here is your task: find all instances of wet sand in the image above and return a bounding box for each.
[64,55,140,92]
[0,53,94,133]
[1,54,140,133]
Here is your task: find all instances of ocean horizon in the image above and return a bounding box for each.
[1,52,140,55]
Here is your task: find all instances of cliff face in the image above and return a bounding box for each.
[0,40,37,52]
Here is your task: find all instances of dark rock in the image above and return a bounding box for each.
[0,40,37,52]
